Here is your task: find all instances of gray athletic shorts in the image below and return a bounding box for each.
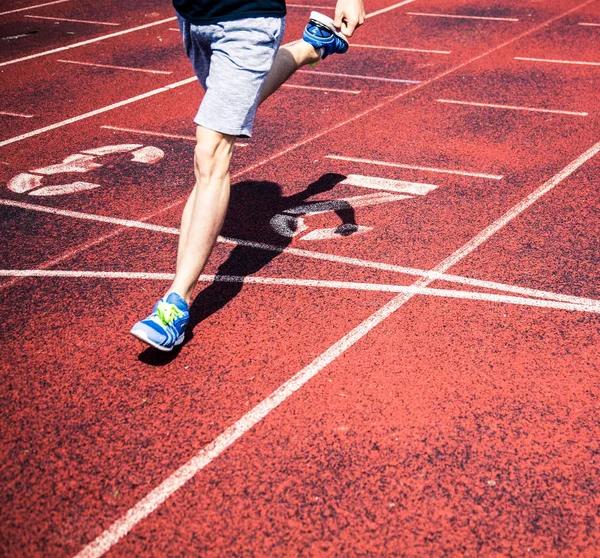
[177,14,286,137]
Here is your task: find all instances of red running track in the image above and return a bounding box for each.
[1,0,600,556]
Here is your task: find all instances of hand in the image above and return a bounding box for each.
[333,0,366,37]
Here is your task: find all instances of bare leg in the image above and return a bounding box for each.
[169,126,235,303]
[169,41,321,304]
[259,40,321,104]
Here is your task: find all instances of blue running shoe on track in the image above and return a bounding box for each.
[130,292,189,351]
[303,11,349,60]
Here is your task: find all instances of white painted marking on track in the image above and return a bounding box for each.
[407,12,519,22]
[2,269,599,313]
[515,56,600,67]
[300,69,420,84]
[25,15,120,26]
[101,126,196,141]
[3,199,599,317]
[34,153,103,175]
[366,0,417,19]
[437,98,588,117]
[0,199,178,234]
[0,0,70,17]
[271,193,406,238]
[100,125,248,147]
[72,137,600,558]
[0,111,36,118]
[340,175,437,195]
[0,76,197,147]
[327,155,503,180]
[578,22,600,27]
[0,16,177,68]
[57,59,172,74]
[282,84,360,94]
[300,225,372,240]
[352,44,451,55]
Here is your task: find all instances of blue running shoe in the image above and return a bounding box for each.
[303,11,349,60]
[130,292,189,351]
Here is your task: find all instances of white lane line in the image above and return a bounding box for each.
[437,98,588,117]
[515,56,600,67]
[57,59,172,74]
[0,76,197,148]
[578,22,600,26]
[407,11,519,22]
[101,125,248,147]
[25,15,120,26]
[0,16,176,68]
[282,84,361,94]
[366,0,417,19]
[299,69,420,84]
[74,137,600,558]
[326,155,503,180]
[3,269,599,313]
[4,198,600,311]
[352,44,451,55]
[0,111,36,118]
[101,125,195,140]
[0,199,179,234]
[0,0,70,16]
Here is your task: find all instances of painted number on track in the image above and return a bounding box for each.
[270,175,438,241]
[6,144,164,196]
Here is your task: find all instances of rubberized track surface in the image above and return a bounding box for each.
[1,0,600,555]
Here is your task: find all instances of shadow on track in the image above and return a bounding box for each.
[139,172,353,365]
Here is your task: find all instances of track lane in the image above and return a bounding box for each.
[100,295,600,557]
[0,275,395,556]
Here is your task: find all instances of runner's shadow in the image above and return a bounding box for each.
[139,172,353,365]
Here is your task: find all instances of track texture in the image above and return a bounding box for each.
[1,0,599,556]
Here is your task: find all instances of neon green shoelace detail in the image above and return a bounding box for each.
[156,301,184,325]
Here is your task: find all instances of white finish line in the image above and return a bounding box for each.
[58,59,172,75]
[2,269,599,314]
[437,98,588,117]
[74,137,600,558]
[515,56,600,67]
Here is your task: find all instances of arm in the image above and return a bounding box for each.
[333,0,366,37]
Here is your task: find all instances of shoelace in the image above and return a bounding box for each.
[156,301,185,325]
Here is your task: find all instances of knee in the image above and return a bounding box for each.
[193,130,234,183]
